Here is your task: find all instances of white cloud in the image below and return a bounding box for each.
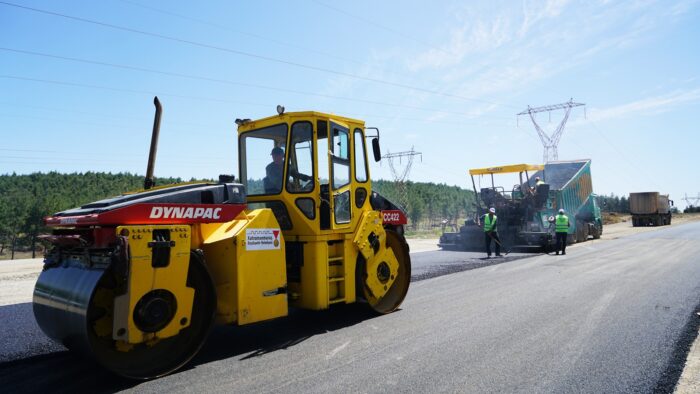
[670,0,700,15]
[588,88,700,121]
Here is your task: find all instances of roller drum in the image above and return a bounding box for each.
[32,256,216,380]
[33,265,105,353]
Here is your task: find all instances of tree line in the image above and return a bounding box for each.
[372,180,476,229]
[0,172,476,258]
[596,194,630,213]
[0,172,184,259]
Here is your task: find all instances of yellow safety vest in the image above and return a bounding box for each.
[536,180,545,186]
[484,214,497,232]
[555,214,569,233]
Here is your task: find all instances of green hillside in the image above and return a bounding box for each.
[0,172,475,259]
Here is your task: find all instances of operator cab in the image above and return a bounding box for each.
[237,111,380,237]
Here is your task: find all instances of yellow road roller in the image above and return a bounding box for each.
[33,99,411,379]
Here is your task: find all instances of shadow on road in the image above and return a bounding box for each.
[0,303,381,392]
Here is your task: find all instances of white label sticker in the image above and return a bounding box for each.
[246,228,281,250]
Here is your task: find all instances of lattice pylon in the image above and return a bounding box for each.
[518,99,585,162]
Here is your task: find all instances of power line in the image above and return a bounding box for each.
[0,74,276,107]
[312,1,453,56]
[0,47,514,120]
[2,154,233,163]
[0,101,223,129]
[587,120,662,192]
[116,0,422,82]
[0,74,517,126]
[0,1,516,109]
[0,111,235,135]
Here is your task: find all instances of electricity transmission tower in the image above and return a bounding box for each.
[382,147,422,213]
[683,193,700,207]
[518,99,585,162]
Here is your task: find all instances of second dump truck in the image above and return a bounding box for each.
[439,160,602,251]
[629,192,673,226]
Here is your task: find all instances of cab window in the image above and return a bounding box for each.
[331,123,350,189]
[239,124,288,196]
[286,122,314,193]
[354,128,368,183]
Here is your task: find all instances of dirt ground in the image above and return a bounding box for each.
[0,251,38,261]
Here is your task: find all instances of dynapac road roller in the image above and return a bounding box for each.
[33,99,411,379]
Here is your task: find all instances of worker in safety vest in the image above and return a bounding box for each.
[531,177,545,195]
[482,207,501,258]
[554,208,570,255]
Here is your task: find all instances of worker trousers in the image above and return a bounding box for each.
[484,232,500,257]
[556,232,567,254]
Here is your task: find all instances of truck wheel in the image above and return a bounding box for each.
[575,220,585,243]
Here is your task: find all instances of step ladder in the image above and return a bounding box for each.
[327,243,346,305]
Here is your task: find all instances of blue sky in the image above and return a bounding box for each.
[1,0,699,208]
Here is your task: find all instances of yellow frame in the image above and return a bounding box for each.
[469,163,544,176]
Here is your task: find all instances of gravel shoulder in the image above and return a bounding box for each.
[0,259,42,307]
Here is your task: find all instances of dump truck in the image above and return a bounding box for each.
[439,160,602,251]
[629,192,673,226]
[33,98,411,379]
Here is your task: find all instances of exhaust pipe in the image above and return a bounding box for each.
[144,96,162,190]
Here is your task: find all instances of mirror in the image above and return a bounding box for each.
[372,137,381,162]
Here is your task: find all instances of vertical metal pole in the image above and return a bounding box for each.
[471,175,482,212]
[144,96,162,190]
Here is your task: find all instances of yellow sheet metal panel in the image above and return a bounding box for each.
[203,209,288,325]
[352,210,398,303]
[200,220,247,324]
[113,225,194,344]
[469,163,544,175]
[353,211,384,260]
[294,240,329,310]
[236,209,288,324]
[341,238,357,303]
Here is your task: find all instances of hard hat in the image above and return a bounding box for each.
[535,176,540,180]
[271,147,284,156]
[489,207,496,213]
[558,208,565,214]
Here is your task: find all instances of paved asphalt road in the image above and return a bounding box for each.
[1,222,699,393]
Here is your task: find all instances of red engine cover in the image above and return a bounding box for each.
[45,203,246,226]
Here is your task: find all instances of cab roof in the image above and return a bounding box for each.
[236,111,365,134]
[469,163,544,176]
